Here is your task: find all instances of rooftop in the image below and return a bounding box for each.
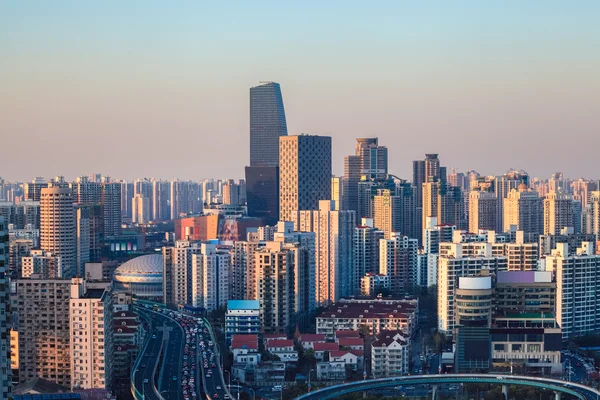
[314,342,339,352]
[338,337,364,346]
[267,339,293,348]
[319,301,416,320]
[299,334,326,342]
[83,288,105,299]
[228,299,260,311]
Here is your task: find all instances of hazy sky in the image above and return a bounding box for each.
[2,1,599,182]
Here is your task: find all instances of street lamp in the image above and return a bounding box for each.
[224,370,231,390]
[233,378,241,400]
[308,369,315,392]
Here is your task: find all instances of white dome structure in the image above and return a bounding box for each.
[113,254,163,301]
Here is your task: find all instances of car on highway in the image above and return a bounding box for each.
[143,378,149,383]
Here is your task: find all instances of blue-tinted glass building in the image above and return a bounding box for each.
[249,82,287,167]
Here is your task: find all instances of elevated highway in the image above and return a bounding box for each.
[297,374,600,400]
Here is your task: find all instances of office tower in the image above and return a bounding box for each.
[0,219,9,399]
[170,180,202,220]
[292,200,356,305]
[437,241,508,336]
[468,190,498,233]
[395,181,418,240]
[373,189,401,239]
[131,194,150,224]
[354,221,384,294]
[151,179,170,221]
[495,271,555,314]
[238,179,247,205]
[379,232,418,294]
[162,241,200,307]
[69,278,113,390]
[192,243,231,311]
[331,176,342,207]
[23,177,48,201]
[343,138,388,214]
[544,191,574,235]
[503,186,543,235]
[438,186,466,229]
[254,241,296,333]
[119,181,134,220]
[454,276,493,328]
[495,170,529,231]
[279,135,332,222]
[249,81,288,167]
[222,179,240,206]
[231,240,262,300]
[101,180,122,237]
[15,279,71,387]
[21,250,62,278]
[545,243,600,339]
[40,187,76,278]
[245,166,279,225]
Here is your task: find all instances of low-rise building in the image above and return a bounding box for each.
[360,273,391,296]
[231,334,261,366]
[225,300,261,343]
[371,330,409,377]
[298,334,326,350]
[337,337,364,351]
[313,342,339,361]
[266,339,298,363]
[316,361,346,381]
[316,300,417,338]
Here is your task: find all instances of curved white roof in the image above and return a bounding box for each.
[114,254,163,283]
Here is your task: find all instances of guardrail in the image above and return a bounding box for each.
[131,309,152,400]
[203,317,234,400]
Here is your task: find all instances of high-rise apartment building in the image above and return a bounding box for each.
[254,241,296,333]
[545,242,600,339]
[544,191,574,235]
[151,179,170,221]
[192,243,231,311]
[231,240,262,300]
[162,241,200,307]
[343,138,388,214]
[292,200,356,305]
[373,189,402,239]
[354,220,384,294]
[131,194,150,224]
[379,233,418,295]
[23,177,48,202]
[468,191,498,233]
[438,186,466,229]
[101,180,122,237]
[503,186,543,235]
[40,187,76,278]
[279,135,332,222]
[21,250,62,278]
[413,154,446,208]
[170,180,202,220]
[69,278,113,390]
[15,279,71,387]
[495,170,529,232]
[222,179,240,206]
[249,82,288,167]
[331,176,343,207]
[0,218,10,399]
[421,181,440,242]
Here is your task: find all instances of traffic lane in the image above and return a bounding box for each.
[136,329,163,400]
[160,319,184,400]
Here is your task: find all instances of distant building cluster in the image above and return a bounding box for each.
[2,81,600,397]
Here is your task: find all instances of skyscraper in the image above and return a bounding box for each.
[131,194,150,224]
[250,81,288,167]
[279,135,332,222]
[373,189,402,239]
[40,187,76,278]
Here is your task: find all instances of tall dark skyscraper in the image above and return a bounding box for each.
[246,82,287,223]
[249,82,288,167]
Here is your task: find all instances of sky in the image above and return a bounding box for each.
[1,1,599,182]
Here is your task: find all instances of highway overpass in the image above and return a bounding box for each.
[297,374,600,400]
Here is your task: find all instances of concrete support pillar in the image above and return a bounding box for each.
[431,384,439,400]
[502,384,508,400]
[554,391,561,400]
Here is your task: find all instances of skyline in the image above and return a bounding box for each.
[2,1,599,181]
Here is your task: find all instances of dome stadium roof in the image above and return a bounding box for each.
[114,254,163,284]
